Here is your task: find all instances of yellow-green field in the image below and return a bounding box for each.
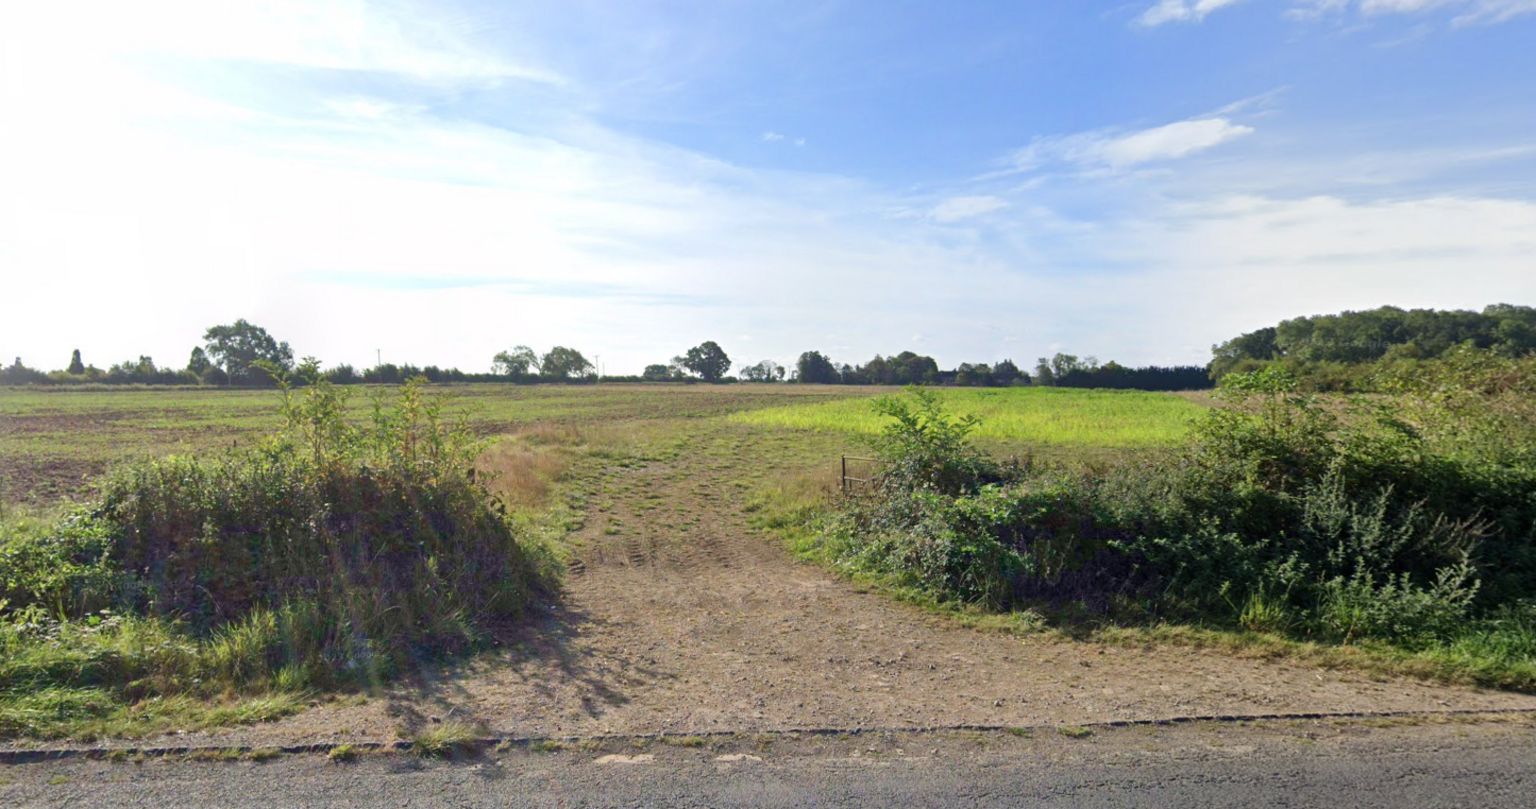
[731,387,1203,447]
[0,383,1205,507]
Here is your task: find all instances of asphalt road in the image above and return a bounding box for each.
[5,717,1534,808]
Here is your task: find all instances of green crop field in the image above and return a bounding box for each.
[0,383,1201,507]
[731,387,1203,447]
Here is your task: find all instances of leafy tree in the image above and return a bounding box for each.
[1033,357,1055,386]
[1208,304,1536,383]
[642,364,673,381]
[492,345,538,377]
[682,341,732,382]
[993,359,1026,386]
[203,319,293,385]
[739,359,784,382]
[67,349,85,375]
[954,363,992,387]
[186,347,210,376]
[795,351,839,384]
[1049,353,1089,378]
[540,346,593,380]
[325,364,359,384]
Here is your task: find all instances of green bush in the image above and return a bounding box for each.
[0,368,555,737]
[823,379,1536,655]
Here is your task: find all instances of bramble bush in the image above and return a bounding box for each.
[824,365,1536,661]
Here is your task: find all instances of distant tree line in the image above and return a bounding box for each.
[785,350,1207,391]
[3,321,1212,392]
[1209,303,1536,390]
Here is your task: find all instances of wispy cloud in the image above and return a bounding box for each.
[1137,0,1248,26]
[1350,0,1536,23]
[762,131,806,146]
[930,196,1008,223]
[1158,0,1536,25]
[1008,117,1255,173]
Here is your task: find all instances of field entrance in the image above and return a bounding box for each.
[2,384,1533,748]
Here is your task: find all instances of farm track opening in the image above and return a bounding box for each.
[10,414,1532,753]
[4,385,1535,753]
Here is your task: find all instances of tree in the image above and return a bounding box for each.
[993,358,1026,386]
[642,364,673,381]
[682,341,732,382]
[203,319,293,385]
[67,349,85,375]
[325,364,359,384]
[1033,357,1055,386]
[186,347,210,376]
[795,351,839,384]
[540,346,593,380]
[739,359,784,382]
[492,345,538,377]
[1049,353,1085,378]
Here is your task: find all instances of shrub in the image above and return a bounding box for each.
[821,382,1536,653]
[0,369,555,736]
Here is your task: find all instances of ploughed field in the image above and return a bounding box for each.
[3,383,1532,749]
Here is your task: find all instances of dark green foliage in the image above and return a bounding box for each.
[849,352,941,385]
[682,341,731,382]
[186,347,210,376]
[492,346,538,378]
[795,351,839,384]
[203,319,294,386]
[1,358,47,385]
[827,377,1536,652]
[539,346,593,380]
[867,388,1001,496]
[739,360,785,382]
[1055,362,1207,391]
[1210,303,1536,384]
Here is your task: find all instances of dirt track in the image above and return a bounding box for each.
[41,423,1526,753]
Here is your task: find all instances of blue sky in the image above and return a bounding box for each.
[2,0,1534,375]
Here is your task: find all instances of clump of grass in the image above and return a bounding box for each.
[327,743,358,762]
[411,721,486,758]
[528,739,565,753]
[1057,726,1093,739]
[662,735,708,748]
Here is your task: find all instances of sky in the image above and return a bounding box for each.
[2,0,1534,375]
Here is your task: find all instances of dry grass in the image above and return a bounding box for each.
[410,720,487,757]
[480,440,570,509]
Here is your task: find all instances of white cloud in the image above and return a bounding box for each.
[930,196,1009,223]
[1,0,1532,375]
[0,0,561,84]
[1292,0,1536,23]
[1010,117,1255,173]
[761,131,785,142]
[1138,0,1248,26]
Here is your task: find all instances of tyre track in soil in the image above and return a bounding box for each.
[14,424,1534,753]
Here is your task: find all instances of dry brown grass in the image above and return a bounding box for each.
[480,440,571,510]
